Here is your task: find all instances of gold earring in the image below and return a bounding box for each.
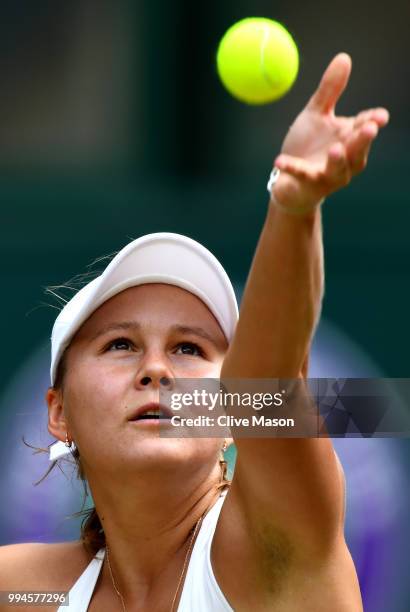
[222,440,227,453]
[64,432,72,448]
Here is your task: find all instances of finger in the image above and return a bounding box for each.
[325,143,350,185]
[346,121,379,174]
[307,53,352,115]
[354,107,390,129]
[274,154,321,182]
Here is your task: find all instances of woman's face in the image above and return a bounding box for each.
[51,283,229,479]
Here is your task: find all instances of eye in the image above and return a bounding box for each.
[175,342,204,357]
[105,337,134,351]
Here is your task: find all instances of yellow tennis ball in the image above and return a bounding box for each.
[216,17,299,105]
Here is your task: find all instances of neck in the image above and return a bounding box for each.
[85,460,226,603]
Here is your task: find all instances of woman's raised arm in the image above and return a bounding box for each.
[222,52,389,380]
[220,53,389,559]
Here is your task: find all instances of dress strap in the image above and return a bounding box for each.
[58,548,106,611]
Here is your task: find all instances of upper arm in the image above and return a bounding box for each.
[221,348,346,561]
[211,456,351,610]
[232,438,346,561]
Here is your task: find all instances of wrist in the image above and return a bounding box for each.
[267,167,325,218]
[267,196,321,229]
[269,192,323,218]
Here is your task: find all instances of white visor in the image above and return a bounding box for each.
[48,232,239,461]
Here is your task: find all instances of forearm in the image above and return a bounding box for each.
[221,199,324,379]
[221,53,389,382]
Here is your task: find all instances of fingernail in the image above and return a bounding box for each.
[379,109,390,124]
[364,122,378,137]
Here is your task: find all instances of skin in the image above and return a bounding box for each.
[0,284,236,612]
[0,53,389,611]
[47,283,234,609]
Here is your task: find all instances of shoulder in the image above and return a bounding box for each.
[0,540,92,592]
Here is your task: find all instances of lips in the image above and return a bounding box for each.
[127,401,174,421]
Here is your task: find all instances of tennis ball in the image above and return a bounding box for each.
[216,17,299,105]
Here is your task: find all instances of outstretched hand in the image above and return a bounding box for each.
[272,53,389,212]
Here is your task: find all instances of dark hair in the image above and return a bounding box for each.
[24,258,231,556]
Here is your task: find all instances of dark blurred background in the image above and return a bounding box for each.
[0,0,408,381]
[0,1,409,611]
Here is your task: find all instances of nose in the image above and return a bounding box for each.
[140,375,172,387]
[134,349,174,391]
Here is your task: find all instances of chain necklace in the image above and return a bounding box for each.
[105,510,206,612]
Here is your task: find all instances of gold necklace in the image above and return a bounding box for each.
[105,511,206,612]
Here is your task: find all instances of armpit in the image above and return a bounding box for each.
[252,522,295,596]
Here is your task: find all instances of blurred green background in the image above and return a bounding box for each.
[0,0,408,392]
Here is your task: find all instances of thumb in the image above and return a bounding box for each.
[307,53,352,115]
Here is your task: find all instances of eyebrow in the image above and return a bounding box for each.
[171,324,222,347]
[90,320,223,348]
[90,321,141,342]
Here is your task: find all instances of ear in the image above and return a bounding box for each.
[45,387,69,443]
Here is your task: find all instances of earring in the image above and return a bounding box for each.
[219,441,228,484]
[64,432,72,448]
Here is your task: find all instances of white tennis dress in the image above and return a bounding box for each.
[58,490,233,611]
